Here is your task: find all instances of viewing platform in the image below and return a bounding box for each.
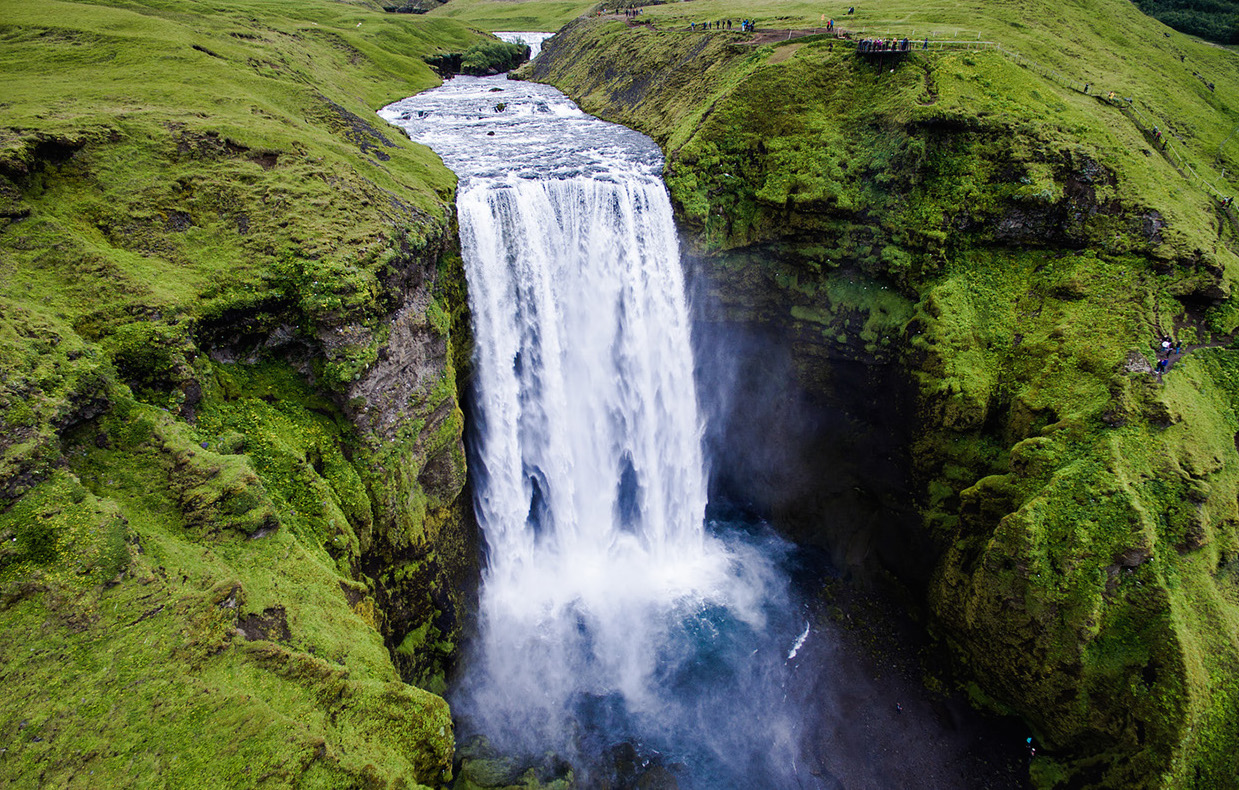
[854,38,921,58]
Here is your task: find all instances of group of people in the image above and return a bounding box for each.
[1154,335,1183,374]
[688,19,733,31]
[856,37,917,53]
[620,7,642,18]
[689,19,752,32]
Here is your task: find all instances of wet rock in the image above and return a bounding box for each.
[237,605,291,643]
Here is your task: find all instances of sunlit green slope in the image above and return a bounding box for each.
[0,1,492,786]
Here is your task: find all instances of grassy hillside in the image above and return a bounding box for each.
[0,1,494,786]
[426,0,592,31]
[527,4,1239,788]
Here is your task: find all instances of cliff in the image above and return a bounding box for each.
[0,1,494,786]
[526,6,1239,788]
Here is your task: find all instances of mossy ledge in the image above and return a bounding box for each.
[528,8,1239,789]
[0,1,498,786]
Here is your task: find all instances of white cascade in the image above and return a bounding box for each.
[381,74,785,769]
[494,31,555,59]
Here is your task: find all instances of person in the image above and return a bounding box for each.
[924,37,929,49]
[1174,340,1182,354]
[1083,83,1089,94]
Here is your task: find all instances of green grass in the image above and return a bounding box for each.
[500,0,1239,203]
[427,0,595,31]
[0,0,490,786]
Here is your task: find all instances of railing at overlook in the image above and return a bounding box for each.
[842,31,1238,211]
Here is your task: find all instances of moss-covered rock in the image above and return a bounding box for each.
[460,41,530,75]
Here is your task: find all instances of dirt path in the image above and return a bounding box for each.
[603,15,843,45]
[1148,307,1236,378]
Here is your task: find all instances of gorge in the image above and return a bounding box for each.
[382,72,815,789]
[2,0,1239,789]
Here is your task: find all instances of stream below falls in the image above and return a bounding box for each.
[381,69,1029,790]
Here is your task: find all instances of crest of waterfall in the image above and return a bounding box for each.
[382,75,797,780]
[494,31,554,59]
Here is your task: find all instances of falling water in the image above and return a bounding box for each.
[382,75,807,787]
[494,31,555,59]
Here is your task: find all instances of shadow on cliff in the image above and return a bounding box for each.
[685,255,930,589]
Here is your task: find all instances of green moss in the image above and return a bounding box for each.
[0,470,127,587]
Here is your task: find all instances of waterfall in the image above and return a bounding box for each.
[381,75,799,786]
[462,175,709,563]
[494,31,554,59]
[458,170,764,740]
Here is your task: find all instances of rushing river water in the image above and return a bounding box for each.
[381,74,818,788]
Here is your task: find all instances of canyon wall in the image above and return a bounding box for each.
[0,2,492,786]
[527,13,1239,788]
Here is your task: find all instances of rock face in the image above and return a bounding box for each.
[528,13,1239,789]
[0,2,492,787]
[688,257,925,582]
